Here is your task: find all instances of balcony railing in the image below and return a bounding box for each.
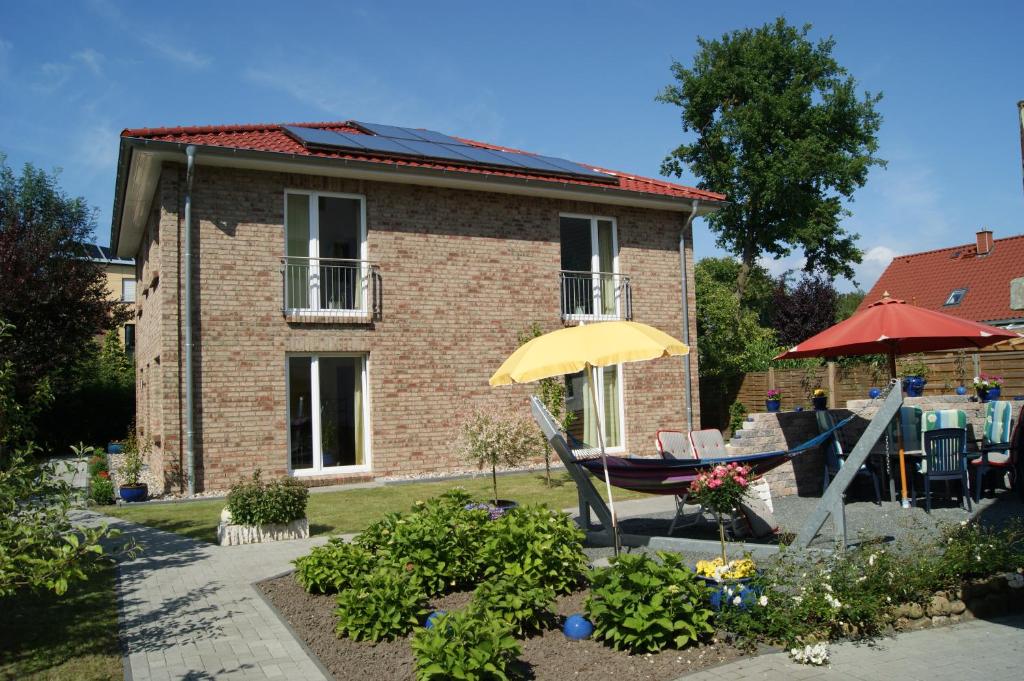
[281,257,381,321]
[559,270,632,322]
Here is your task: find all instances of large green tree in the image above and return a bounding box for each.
[658,17,884,302]
[0,158,127,400]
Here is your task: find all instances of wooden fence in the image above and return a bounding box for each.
[700,350,1024,433]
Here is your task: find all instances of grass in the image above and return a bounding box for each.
[102,471,646,544]
[0,562,122,681]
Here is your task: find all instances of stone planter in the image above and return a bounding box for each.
[216,508,310,546]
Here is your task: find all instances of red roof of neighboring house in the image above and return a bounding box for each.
[120,121,725,203]
[858,233,1024,324]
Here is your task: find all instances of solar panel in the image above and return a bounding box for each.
[285,122,615,182]
[283,125,349,149]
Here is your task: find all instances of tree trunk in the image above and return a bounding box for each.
[734,240,756,324]
[491,464,498,505]
[717,512,727,563]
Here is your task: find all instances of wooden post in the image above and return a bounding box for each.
[768,367,776,391]
[972,353,981,381]
[827,362,837,408]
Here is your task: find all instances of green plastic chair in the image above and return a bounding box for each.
[971,401,1014,501]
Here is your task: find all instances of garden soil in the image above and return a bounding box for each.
[258,574,743,681]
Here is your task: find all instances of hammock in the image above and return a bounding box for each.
[572,413,857,496]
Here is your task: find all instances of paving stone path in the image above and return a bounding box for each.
[677,613,1024,680]
[107,514,332,680]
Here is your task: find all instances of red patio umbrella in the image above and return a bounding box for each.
[775,293,1017,503]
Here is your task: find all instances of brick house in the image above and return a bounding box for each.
[109,120,724,492]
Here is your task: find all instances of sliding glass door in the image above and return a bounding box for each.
[564,365,624,450]
[559,215,620,319]
[288,354,369,474]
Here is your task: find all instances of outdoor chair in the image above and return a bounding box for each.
[920,428,972,513]
[688,429,728,458]
[970,401,1018,502]
[817,410,882,504]
[655,430,701,533]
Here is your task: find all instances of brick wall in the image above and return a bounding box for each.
[135,164,701,492]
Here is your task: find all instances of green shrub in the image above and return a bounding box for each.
[411,608,521,681]
[119,430,147,486]
[472,563,556,635]
[478,505,587,594]
[586,552,713,653]
[934,519,1024,585]
[87,453,108,478]
[355,490,491,596]
[334,567,429,642]
[89,476,115,505]
[728,401,748,435]
[226,470,308,526]
[293,540,376,594]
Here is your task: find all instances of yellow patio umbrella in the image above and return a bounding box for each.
[490,320,689,553]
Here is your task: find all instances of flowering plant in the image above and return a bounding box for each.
[766,389,782,400]
[790,642,830,666]
[696,557,757,581]
[973,374,1003,389]
[689,463,751,562]
[812,388,827,398]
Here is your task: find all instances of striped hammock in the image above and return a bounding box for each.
[573,413,857,496]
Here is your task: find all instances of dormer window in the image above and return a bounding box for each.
[944,288,967,306]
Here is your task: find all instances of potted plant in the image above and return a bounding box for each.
[118,432,149,502]
[811,388,828,410]
[899,355,929,397]
[973,375,1003,402]
[688,462,752,564]
[765,389,782,413]
[458,409,542,512]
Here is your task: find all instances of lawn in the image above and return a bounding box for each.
[0,562,122,681]
[102,471,645,543]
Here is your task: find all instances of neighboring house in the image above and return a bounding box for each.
[109,119,724,492]
[860,230,1024,330]
[83,243,136,355]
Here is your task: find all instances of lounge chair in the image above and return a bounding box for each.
[655,430,701,533]
[970,401,1017,501]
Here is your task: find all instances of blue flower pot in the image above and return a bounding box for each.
[868,387,881,399]
[987,386,1001,402]
[902,376,926,397]
[119,484,148,503]
[107,442,123,454]
[563,614,594,640]
[765,399,781,413]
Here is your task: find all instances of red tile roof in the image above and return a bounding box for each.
[121,121,725,203]
[858,234,1024,324]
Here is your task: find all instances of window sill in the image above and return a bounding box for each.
[284,309,374,324]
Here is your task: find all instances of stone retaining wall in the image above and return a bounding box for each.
[728,396,990,498]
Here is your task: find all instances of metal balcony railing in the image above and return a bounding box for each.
[281,257,381,321]
[559,270,632,321]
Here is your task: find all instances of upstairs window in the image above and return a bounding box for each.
[944,288,967,306]
[122,278,137,303]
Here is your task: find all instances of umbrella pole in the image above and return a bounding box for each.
[588,364,620,555]
[890,352,910,508]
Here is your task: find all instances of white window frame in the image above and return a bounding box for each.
[283,189,369,317]
[121,277,137,303]
[286,352,372,476]
[566,364,627,454]
[559,212,620,322]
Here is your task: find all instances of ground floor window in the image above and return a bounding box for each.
[287,354,369,473]
[564,365,623,450]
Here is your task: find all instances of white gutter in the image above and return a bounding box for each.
[679,200,701,433]
[184,146,197,495]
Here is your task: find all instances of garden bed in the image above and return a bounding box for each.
[258,573,743,681]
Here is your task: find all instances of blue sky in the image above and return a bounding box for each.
[1,0,1021,292]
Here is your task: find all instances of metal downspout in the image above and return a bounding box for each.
[184,146,196,495]
[679,200,701,432]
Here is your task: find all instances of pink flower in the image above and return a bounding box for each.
[714,466,727,476]
[708,478,722,489]
[735,477,747,487]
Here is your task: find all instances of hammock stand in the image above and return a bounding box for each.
[530,379,904,550]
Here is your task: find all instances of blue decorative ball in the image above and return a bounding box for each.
[955,386,968,395]
[563,614,594,640]
[425,610,446,629]
[868,387,881,399]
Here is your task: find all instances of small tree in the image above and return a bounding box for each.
[517,323,574,486]
[770,272,839,347]
[458,409,543,505]
[688,463,752,563]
